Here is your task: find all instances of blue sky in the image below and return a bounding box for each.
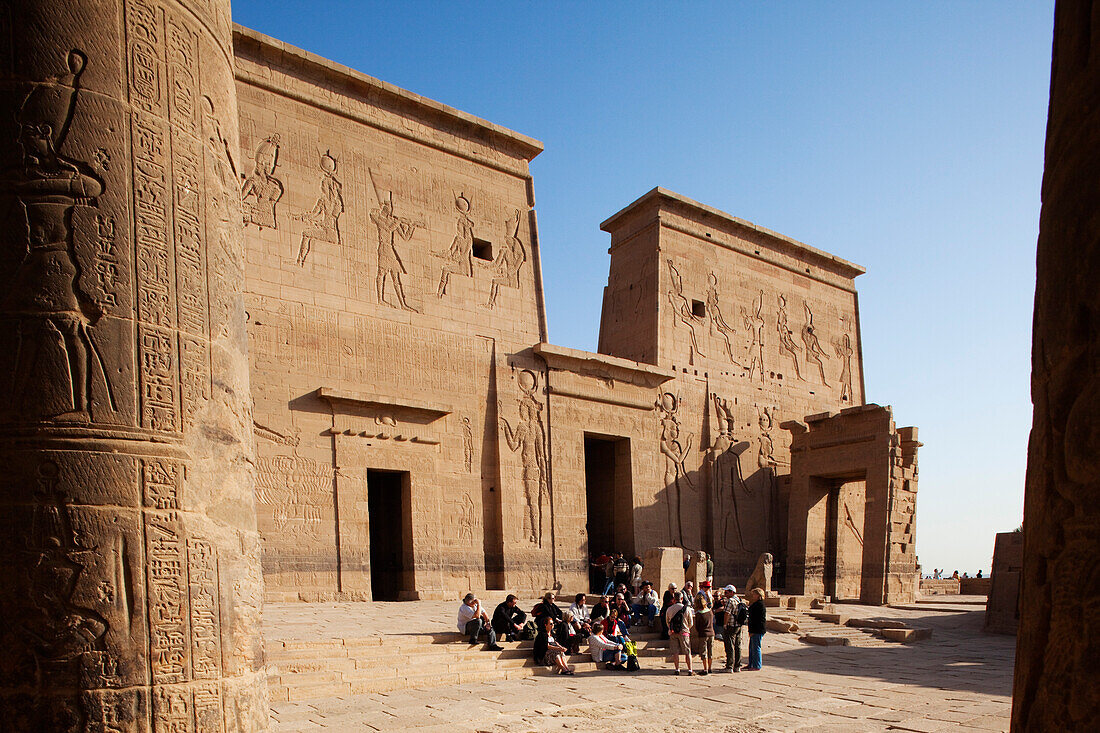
[232,1,1055,576]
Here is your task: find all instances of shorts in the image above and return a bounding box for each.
[696,635,713,658]
[671,633,691,655]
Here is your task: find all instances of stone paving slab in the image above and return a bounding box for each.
[264,601,1012,731]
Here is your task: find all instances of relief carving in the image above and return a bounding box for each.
[499,369,549,545]
[436,193,473,296]
[776,294,803,381]
[293,151,343,266]
[370,178,424,312]
[706,273,740,365]
[656,390,694,545]
[255,455,332,540]
[801,301,829,385]
[706,393,746,552]
[666,259,704,361]
[834,332,854,401]
[741,291,765,383]
[843,502,864,547]
[486,208,526,309]
[1,50,117,423]
[458,493,475,541]
[240,133,283,229]
[462,416,474,472]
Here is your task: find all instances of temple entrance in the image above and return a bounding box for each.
[818,476,868,602]
[584,435,634,563]
[367,469,413,600]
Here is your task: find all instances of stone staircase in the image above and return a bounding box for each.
[770,606,931,647]
[267,624,673,703]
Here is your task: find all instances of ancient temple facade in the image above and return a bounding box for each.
[232,27,920,605]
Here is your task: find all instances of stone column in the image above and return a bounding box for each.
[1013,1,1100,729]
[0,1,269,731]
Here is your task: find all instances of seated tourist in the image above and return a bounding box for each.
[591,595,611,624]
[533,615,573,675]
[457,593,503,651]
[568,593,593,635]
[631,581,659,627]
[588,628,626,670]
[561,610,585,654]
[531,591,563,626]
[492,594,526,642]
[603,607,630,642]
[610,592,631,620]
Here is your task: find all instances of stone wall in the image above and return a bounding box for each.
[986,531,1022,635]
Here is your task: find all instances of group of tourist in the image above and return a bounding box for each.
[457,583,769,676]
[590,551,646,595]
[928,569,985,580]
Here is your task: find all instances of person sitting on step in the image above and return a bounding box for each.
[567,592,594,636]
[533,615,573,675]
[491,594,526,642]
[588,627,626,670]
[591,594,611,625]
[603,607,630,644]
[457,593,503,651]
[631,581,659,627]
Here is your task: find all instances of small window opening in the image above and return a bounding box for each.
[473,238,493,261]
[691,299,705,318]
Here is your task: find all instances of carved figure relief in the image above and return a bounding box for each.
[255,455,332,540]
[293,151,343,266]
[436,193,473,296]
[776,294,803,380]
[656,391,694,545]
[370,179,423,312]
[459,493,475,541]
[741,291,765,383]
[24,462,109,668]
[834,332,854,401]
[707,393,746,552]
[706,273,740,364]
[240,133,283,229]
[486,208,527,309]
[758,406,777,470]
[1,50,118,423]
[499,369,549,545]
[843,502,864,547]
[666,260,704,361]
[801,301,830,385]
[462,416,474,472]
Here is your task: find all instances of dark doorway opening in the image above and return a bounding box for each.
[823,484,839,599]
[584,435,634,572]
[367,469,412,601]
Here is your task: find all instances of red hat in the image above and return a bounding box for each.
[700,580,712,588]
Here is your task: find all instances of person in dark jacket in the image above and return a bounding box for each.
[533,615,573,675]
[720,585,748,671]
[532,591,567,640]
[659,583,679,639]
[492,594,526,641]
[745,587,767,670]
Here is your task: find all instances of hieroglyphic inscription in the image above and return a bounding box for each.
[144,512,189,685]
[143,458,183,509]
[93,215,121,311]
[186,538,221,679]
[193,683,223,732]
[154,686,190,733]
[255,455,331,539]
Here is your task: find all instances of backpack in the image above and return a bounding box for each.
[670,607,687,634]
[520,620,537,640]
[626,653,640,671]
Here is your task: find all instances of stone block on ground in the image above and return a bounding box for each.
[801,635,851,646]
[880,627,933,643]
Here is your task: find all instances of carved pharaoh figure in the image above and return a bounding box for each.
[776,294,803,380]
[656,391,694,545]
[741,290,766,383]
[486,208,527,309]
[801,301,830,385]
[499,369,549,545]
[0,50,117,423]
[240,133,283,229]
[834,332,854,401]
[706,273,740,364]
[371,193,422,312]
[707,393,747,552]
[294,151,344,266]
[666,259,705,361]
[437,193,474,296]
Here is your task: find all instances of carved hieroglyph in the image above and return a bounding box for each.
[241,133,283,229]
[666,259,704,362]
[487,208,527,309]
[656,390,693,545]
[0,2,268,729]
[293,151,343,266]
[499,369,549,545]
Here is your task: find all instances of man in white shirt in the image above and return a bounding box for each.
[567,593,593,635]
[457,593,503,651]
[665,591,695,675]
[631,581,660,627]
[588,629,625,669]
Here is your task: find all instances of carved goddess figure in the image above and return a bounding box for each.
[656,391,694,545]
[776,294,803,380]
[707,394,748,552]
[706,273,740,364]
[486,208,527,309]
[437,193,474,296]
[240,133,283,229]
[834,332,854,401]
[801,301,830,385]
[1,50,116,422]
[666,259,705,361]
[294,151,344,266]
[371,194,422,312]
[741,291,765,383]
[499,369,549,545]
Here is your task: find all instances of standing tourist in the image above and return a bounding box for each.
[659,583,678,639]
[693,580,715,675]
[744,588,766,670]
[630,555,644,594]
[720,585,747,672]
[666,591,695,675]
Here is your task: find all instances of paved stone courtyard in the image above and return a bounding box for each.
[265,597,1013,732]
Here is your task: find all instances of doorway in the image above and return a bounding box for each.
[584,435,634,563]
[367,469,412,600]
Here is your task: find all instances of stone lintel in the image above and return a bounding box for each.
[534,342,675,388]
[316,387,452,421]
[600,186,866,281]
